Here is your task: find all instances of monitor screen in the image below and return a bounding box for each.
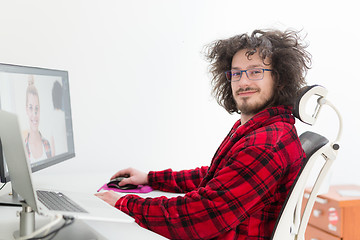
[0,63,75,183]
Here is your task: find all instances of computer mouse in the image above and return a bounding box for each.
[106,177,138,190]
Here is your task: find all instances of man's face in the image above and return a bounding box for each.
[231,49,275,116]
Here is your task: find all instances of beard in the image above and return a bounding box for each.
[235,87,274,115]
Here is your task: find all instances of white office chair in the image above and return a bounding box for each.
[270,85,343,240]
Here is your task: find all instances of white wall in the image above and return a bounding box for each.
[0,0,359,185]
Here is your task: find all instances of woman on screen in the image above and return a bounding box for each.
[24,76,52,163]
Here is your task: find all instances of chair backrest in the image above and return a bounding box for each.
[270,85,342,240]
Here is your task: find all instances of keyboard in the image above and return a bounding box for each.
[37,190,88,213]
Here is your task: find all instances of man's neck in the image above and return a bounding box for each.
[240,114,254,125]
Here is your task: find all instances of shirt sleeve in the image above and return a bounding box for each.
[147,166,209,193]
[115,146,285,240]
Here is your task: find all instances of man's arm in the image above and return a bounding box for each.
[114,147,286,239]
[148,166,209,193]
[111,166,209,193]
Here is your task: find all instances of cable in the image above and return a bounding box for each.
[15,214,62,240]
[14,214,73,240]
[28,216,75,240]
[0,182,6,191]
[0,182,21,207]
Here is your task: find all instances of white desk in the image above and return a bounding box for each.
[0,173,180,239]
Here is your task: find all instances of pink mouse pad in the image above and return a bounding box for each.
[97,183,153,193]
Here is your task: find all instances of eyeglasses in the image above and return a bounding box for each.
[225,68,272,82]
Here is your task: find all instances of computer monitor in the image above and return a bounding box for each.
[0,63,75,185]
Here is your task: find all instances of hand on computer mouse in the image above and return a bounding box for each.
[110,168,149,186]
[107,176,138,190]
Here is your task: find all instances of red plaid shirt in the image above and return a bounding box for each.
[115,105,305,239]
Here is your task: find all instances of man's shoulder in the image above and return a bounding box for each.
[252,119,296,136]
[240,120,299,149]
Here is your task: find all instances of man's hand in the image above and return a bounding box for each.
[95,190,122,207]
[111,168,149,187]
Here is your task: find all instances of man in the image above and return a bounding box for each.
[96,29,311,239]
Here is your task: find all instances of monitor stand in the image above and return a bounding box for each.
[0,187,22,206]
[13,201,35,238]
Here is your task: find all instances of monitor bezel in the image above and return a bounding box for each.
[0,63,75,183]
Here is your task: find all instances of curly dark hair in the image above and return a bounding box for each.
[204,29,312,114]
